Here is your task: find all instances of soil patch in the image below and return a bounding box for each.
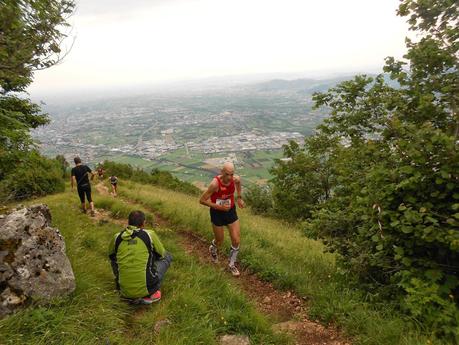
[178,231,349,345]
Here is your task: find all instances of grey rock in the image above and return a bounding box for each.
[154,318,172,334]
[272,320,304,333]
[0,204,75,317]
[219,335,250,345]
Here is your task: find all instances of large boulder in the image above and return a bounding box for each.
[0,204,75,317]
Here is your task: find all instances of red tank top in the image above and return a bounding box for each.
[210,175,235,208]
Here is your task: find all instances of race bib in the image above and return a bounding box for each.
[216,198,231,207]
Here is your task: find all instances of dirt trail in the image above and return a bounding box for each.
[94,182,350,345]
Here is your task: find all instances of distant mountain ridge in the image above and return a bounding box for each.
[251,75,366,94]
[249,73,400,95]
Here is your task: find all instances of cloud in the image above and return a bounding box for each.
[74,0,185,16]
[30,0,408,95]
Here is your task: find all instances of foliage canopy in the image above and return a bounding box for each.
[0,0,75,201]
[270,0,459,340]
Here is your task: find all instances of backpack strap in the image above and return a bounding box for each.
[135,229,154,254]
[109,230,125,291]
[113,230,125,254]
[135,229,158,293]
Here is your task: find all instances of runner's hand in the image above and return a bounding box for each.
[218,204,231,212]
[237,198,245,209]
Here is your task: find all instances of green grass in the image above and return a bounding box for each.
[0,188,289,345]
[98,155,156,169]
[115,180,447,345]
[0,182,447,344]
[96,149,283,187]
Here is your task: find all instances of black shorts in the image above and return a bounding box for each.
[77,184,92,203]
[210,206,238,227]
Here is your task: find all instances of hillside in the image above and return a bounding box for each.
[249,77,354,94]
[0,180,444,345]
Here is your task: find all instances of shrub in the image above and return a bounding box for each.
[103,161,201,196]
[245,184,273,215]
[0,151,65,201]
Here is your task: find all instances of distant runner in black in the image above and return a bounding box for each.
[109,175,118,196]
[71,157,95,216]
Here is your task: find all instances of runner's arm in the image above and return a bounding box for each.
[234,175,245,209]
[87,166,95,181]
[108,234,120,289]
[199,179,228,211]
[146,230,166,258]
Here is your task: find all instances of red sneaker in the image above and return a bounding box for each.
[139,296,153,304]
[150,290,161,302]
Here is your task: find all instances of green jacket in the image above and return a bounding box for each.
[108,226,166,298]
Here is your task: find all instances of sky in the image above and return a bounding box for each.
[28,0,409,97]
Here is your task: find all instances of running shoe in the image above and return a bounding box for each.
[209,244,218,263]
[128,296,153,305]
[150,290,161,302]
[140,296,153,304]
[90,210,95,217]
[228,264,240,277]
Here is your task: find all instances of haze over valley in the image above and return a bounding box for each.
[33,76,345,186]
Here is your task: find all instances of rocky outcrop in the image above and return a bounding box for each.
[0,204,75,317]
[219,335,250,345]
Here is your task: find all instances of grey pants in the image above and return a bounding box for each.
[151,252,172,292]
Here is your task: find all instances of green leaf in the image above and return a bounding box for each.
[443,275,459,290]
[446,218,457,225]
[401,226,413,234]
[400,166,413,174]
[424,216,438,224]
[425,269,442,281]
[401,257,411,266]
[440,171,449,179]
[394,247,404,255]
[423,226,434,236]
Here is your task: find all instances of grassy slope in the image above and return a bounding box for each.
[0,188,288,345]
[114,180,444,345]
[0,181,445,344]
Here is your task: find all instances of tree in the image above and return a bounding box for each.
[0,0,75,200]
[270,137,338,221]
[245,184,273,216]
[271,0,458,339]
[55,154,69,178]
[0,0,75,93]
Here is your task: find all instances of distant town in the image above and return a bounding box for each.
[32,78,337,184]
[34,84,330,163]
